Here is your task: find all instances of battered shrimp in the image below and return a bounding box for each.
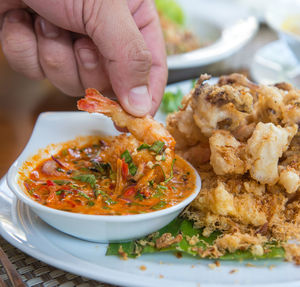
[77,89,176,178]
[78,89,175,151]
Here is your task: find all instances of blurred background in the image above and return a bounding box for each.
[1,0,299,177]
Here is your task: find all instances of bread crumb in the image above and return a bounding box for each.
[215,260,220,267]
[175,252,182,259]
[191,265,195,268]
[269,265,275,270]
[159,261,163,265]
[159,274,164,279]
[229,269,238,274]
[139,265,147,271]
[208,263,216,270]
[245,263,256,267]
[118,246,128,261]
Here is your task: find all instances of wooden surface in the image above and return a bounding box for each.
[0,24,277,178]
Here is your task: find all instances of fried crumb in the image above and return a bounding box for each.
[245,263,256,267]
[215,260,220,267]
[159,261,163,265]
[118,246,128,261]
[269,265,275,270]
[229,269,238,274]
[139,265,147,271]
[159,274,164,279]
[208,263,216,270]
[155,233,183,249]
[191,265,195,268]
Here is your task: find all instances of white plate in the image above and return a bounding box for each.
[1,81,300,286]
[250,40,300,88]
[167,0,258,70]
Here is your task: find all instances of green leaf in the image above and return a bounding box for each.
[72,174,96,189]
[161,90,184,114]
[87,201,95,206]
[106,218,285,261]
[53,180,70,185]
[155,0,185,26]
[137,143,151,151]
[121,150,137,176]
[91,161,111,175]
[121,150,132,164]
[151,201,166,210]
[78,191,90,200]
[149,141,165,154]
[164,159,176,183]
[128,162,138,176]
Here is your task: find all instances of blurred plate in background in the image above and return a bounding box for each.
[167,0,258,70]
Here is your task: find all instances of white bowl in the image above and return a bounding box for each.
[265,0,300,62]
[6,112,201,243]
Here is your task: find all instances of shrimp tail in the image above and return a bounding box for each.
[77,88,121,116]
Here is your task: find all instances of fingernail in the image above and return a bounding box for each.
[128,86,152,116]
[7,10,26,23]
[40,18,59,38]
[78,48,99,70]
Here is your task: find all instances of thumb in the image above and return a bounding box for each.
[85,1,153,117]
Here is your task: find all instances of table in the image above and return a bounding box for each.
[0,25,277,286]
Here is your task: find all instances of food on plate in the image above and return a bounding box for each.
[108,74,300,264]
[282,15,300,36]
[22,89,196,215]
[155,0,202,55]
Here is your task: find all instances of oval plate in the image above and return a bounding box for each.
[1,81,300,286]
[167,0,258,69]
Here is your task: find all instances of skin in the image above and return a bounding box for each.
[0,0,168,117]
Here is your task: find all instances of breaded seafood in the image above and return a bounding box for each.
[167,74,300,262]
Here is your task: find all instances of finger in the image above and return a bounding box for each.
[0,0,25,14]
[35,16,83,96]
[1,9,44,80]
[74,37,111,93]
[86,0,153,116]
[131,0,168,115]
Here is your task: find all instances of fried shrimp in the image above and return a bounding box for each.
[78,89,175,151]
[78,89,175,171]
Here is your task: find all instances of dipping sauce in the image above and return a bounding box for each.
[22,136,196,215]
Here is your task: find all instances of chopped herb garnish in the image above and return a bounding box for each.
[128,163,138,176]
[135,192,144,201]
[149,141,165,154]
[94,189,107,198]
[161,152,166,161]
[164,159,176,183]
[152,164,166,180]
[53,180,70,185]
[91,161,111,175]
[88,201,95,206]
[157,184,167,190]
[121,150,137,176]
[56,167,64,172]
[151,201,166,210]
[78,191,91,200]
[137,141,165,155]
[56,190,64,195]
[72,174,96,189]
[61,149,68,156]
[105,199,117,205]
[121,150,132,163]
[137,143,151,151]
[148,180,154,187]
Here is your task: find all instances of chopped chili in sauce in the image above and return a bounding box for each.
[23,137,196,215]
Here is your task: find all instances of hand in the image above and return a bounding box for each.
[0,0,167,116]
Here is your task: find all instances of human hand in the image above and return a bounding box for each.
[0,0,167,116]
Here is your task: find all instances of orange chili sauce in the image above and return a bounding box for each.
[22,136,196,215]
